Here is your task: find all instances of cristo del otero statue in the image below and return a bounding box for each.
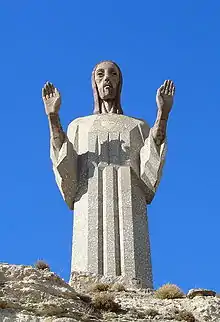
[42,61,175,288]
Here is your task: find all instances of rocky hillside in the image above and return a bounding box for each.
[0,263,219,321]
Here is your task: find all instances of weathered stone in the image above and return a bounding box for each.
[53,114,165,289]
[43,61,175,290]
[1,264,220,322]
[0,263,98,321]
[187,288,216,299]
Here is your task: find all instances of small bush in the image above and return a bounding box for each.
[130,308,159,319]
[110,283,126,292]
[0,300,7,309]
[92,293,121,312]
[136,311,146,319]
[79,294,92,303]
[176,310,195,322]
[154,283,184,299]
[90,282,110,292]
[145,308,159,317]
[35,260,50,271]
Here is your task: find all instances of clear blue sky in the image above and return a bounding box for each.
[0,1,219,293]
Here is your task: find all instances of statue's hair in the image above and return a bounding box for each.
[92,60,123,114]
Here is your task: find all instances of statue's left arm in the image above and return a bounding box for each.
[140,80,175,204]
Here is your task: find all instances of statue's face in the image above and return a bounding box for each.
[94,61,120,100]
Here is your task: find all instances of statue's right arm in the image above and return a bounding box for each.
[48,113,65,152]
[42,82,78,210]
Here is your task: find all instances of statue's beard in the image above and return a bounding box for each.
[99,86,116,100]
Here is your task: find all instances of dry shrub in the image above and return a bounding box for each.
[90,282,110,292]
[176,310,195,322]
[154,283,184,299]
[129,308,145,319]
[92,293,121,312]
[0,300,7,309]
[79,294,92,303]
[34,260,50,271]
[145,308,159,317]
[110,283,126,292]
[130,308,159,319]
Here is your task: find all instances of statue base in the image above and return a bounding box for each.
[69,271,153,292]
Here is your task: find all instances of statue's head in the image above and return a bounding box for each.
[92,60,123,114]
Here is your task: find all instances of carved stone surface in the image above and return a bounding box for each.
[50,114,166,288]
[44,60,174,290]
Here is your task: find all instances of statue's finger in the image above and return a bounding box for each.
[48,82,54,95]
[168,80,174,92]
[45,81,51,88]
[43,86,48,97]
[42,87,46,98]
[55,87,60,97]
[45,83,52,96]
[51,83,55,92]
[158,85,164,95]
[164,80,169,95]
[51,84,57,97]
[167,80,172,95]
[172,86,175,96]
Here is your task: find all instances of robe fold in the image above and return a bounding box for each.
[50,114,166,288]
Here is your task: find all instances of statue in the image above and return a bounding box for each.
[42,61,175,288]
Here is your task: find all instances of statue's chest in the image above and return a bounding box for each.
[68,115,149,168]
[81,118,144,167]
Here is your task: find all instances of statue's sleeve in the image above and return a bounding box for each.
[140,128,167,204]
[50,122,78,210]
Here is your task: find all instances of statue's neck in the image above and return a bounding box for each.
[101,100,116,114]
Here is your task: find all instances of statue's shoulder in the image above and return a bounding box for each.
[129,115,149,125]
[67,115,97,129]
[123,115,150,129]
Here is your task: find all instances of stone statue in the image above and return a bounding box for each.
[42,61,175,288]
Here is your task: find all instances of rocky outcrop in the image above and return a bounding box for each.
[187,288,216,299]
[0,264,220,322]
[0,264,98,322]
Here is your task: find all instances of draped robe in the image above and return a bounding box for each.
[50,114,166,288]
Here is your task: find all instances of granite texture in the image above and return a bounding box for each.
[50,114,166,288]
[44,61,174,290]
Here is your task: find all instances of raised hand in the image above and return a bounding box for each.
[42,82,61,115]
[156,80,175,119]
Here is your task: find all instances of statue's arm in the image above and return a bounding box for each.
[42,82,78,210]
[42,82,65,151]
[140,128,166,204]
[48,113,65,151]
[140,80,175,204]
[151,80,175,146]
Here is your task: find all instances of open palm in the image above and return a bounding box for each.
[156,80,175,116]
[42,82,61,115]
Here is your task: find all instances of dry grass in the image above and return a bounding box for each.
[154,283,185,299]
[90,282,110,292]
[175,310,195,322]
[130,307,159,319]
[145,308,159,318]
[79,294,92,303]
[92,293,121,312]
[0,301,7,309]
[110,283,126,292]
[34,260,50,271]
